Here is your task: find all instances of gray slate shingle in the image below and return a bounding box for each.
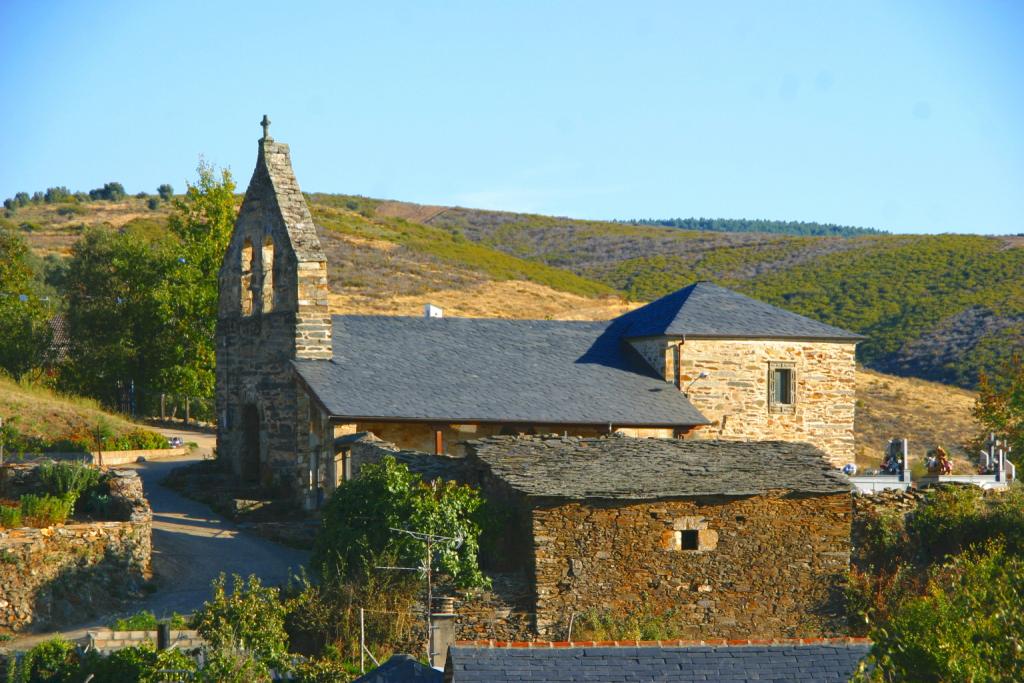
[469,435,852,499]
[621,281,865,340]
[446,644,871,682]
[293,316,708,426]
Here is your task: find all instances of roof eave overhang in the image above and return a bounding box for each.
[322,414,711,427]
[624,333,866,344]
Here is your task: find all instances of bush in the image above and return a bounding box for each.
[284,569,418,662]
[0,504,23,529]
[112,610,188,631]
[908,485,984,560]
[313,456,489,589]
[37,461,102,503]
[7,637,78,683]
[19,494,74,527]
[192,574,289,672]
[146,197,160,211]
[867,544,1024,682]
[77,643,198,683]
[157,184,174,201]
[570,605,681,641]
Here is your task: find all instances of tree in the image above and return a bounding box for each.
[974,354,1024,459]
[0,225,52,379]
[153,162,235,404]
[59,228,170,409]
[44,186,71,203]
[313,456,489,589]
[157,183,174,201]
[192,573,289,674]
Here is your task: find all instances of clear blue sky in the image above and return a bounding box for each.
[2,1,1022,234]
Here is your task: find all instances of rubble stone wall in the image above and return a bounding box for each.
[0,468,152,633]
[529,491,852,639]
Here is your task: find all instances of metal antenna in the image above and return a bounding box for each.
[377,526,464,662]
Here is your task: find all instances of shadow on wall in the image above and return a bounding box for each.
[28,545,149,632]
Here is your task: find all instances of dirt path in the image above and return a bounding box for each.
[6,427,309,650]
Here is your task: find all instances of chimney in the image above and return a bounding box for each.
[424,303,444,319]
[430,596,456,669]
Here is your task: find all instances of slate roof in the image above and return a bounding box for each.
[293,316,708,426]
[620,281,864,340]
[468,435,852,499]
[352,654,442,683]
[445,643,871,682]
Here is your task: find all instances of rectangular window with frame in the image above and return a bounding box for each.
[768,362,796,413]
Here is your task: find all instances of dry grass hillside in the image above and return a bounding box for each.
[855,368,978,471]
[0,375,149,446]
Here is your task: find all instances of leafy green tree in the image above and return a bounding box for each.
[153,162,235,405]
[192,573,289,673]
[975,354,1024,459]
[0,225,52,379]
[14,192,30,207]
[59,228,169,409]
[157,183,174,201]
[313,456,489,589]
[43,186,71,204]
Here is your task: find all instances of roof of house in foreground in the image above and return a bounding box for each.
[620,281,865,340]
[467,435,852,499]
[445,640,872,683]
[293,316,709,426]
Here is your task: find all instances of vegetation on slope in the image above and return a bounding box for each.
[0,374,162,454]
[308,194,616,299]
[627,216,885,237]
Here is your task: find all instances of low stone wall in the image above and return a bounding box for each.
[87,628,206,653]
[454,573,535,642]
[6,447,187,467]
[0,468,152,633]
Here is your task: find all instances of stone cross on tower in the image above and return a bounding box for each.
[260,114,272,141]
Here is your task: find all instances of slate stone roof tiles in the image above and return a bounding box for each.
[445,642,871,682]
[467,435,852,499]
[293,316,709,426]
[620,281,865,341]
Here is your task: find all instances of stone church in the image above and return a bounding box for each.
[216,123,862,506]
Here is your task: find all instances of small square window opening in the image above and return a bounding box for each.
[678,530,699,550]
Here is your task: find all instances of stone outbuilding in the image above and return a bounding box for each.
[464,435,854,639]
[215,123,862,505]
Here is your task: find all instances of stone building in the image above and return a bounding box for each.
[215,124,862,504]
[465,435,853,638]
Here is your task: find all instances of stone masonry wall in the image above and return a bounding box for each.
[530,492,852,639]
[216,135,330,501]
[630,338,857,466]
[0,468,152,632]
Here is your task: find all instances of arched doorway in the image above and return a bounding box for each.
[241,404,261,483]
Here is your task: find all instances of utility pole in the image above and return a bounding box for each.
[377,527,463,662]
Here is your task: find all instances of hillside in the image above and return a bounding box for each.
[368,197,1024,389]
[3,193,984,468]
[0,375,156,450]
[8,191,1022,389]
